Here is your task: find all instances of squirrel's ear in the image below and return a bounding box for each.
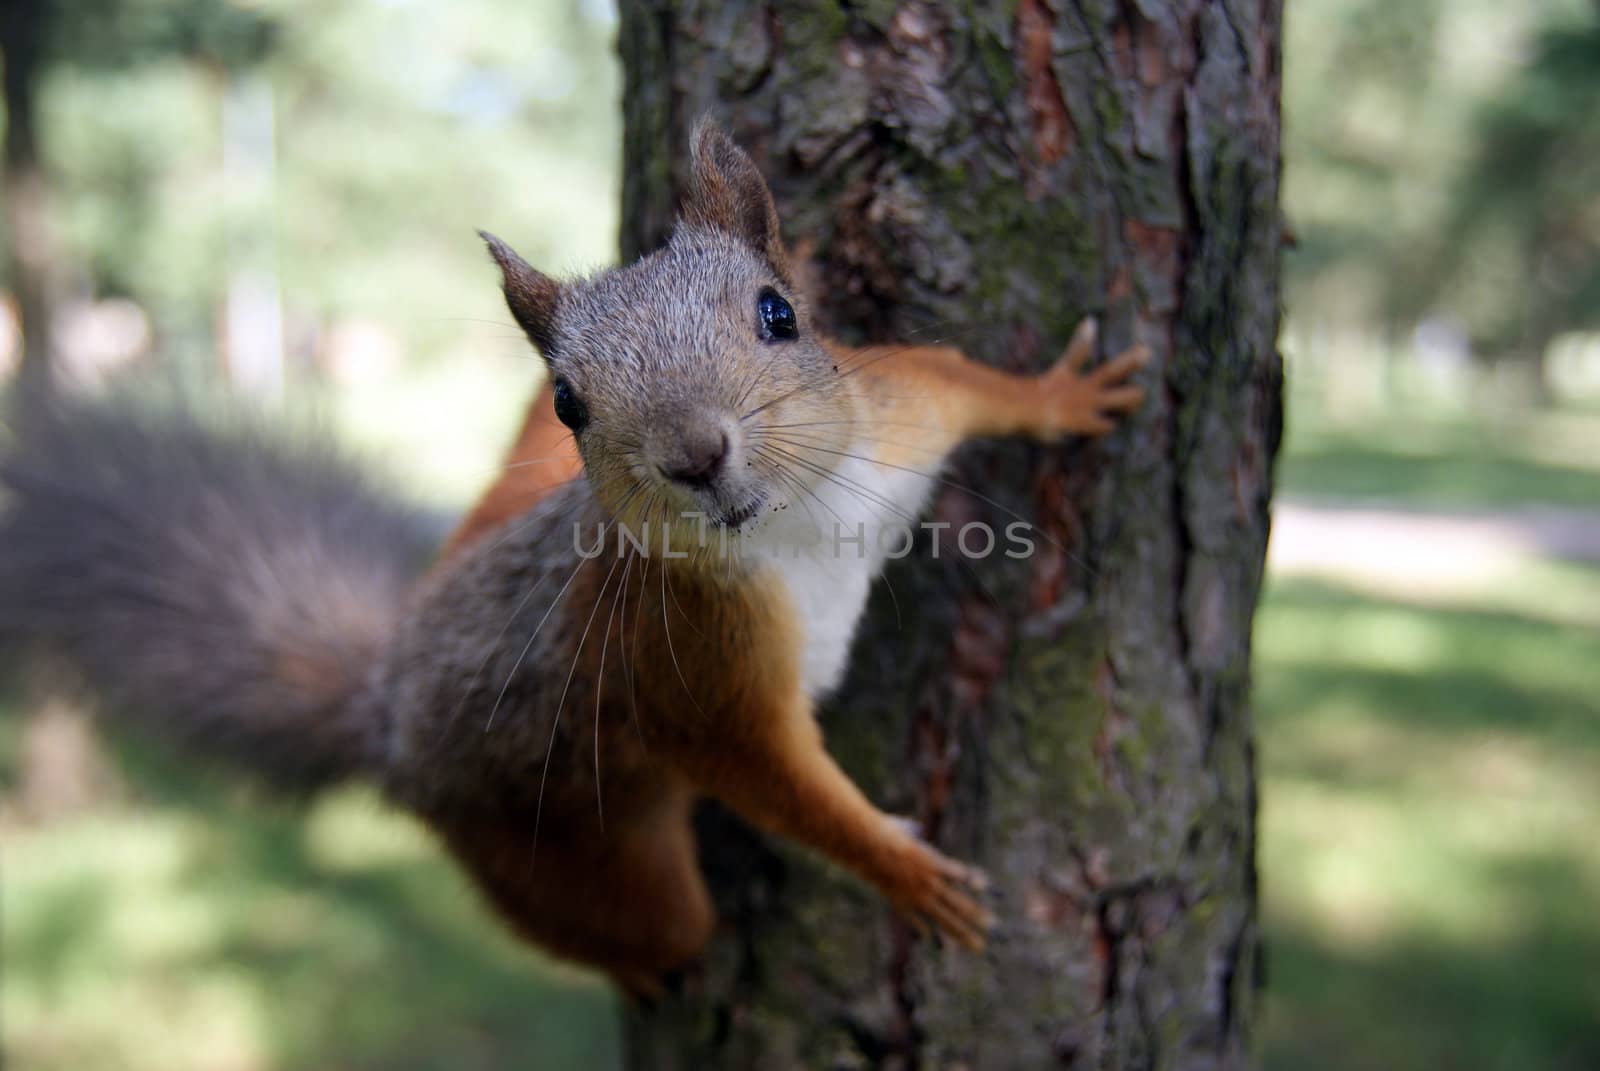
[683,118,790,275]
[480,230,560,356]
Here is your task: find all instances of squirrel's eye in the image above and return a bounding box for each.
[758,289,797,341]
[552,379,588,433]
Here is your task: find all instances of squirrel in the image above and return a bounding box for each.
[0,121,1147,996]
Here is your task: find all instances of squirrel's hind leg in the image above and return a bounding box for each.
[436,791,714,992]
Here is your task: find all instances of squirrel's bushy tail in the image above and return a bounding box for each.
[0,391,440,791]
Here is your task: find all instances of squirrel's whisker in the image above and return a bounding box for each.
[441,484,645,751]
[761,434,1102,583]
[750,446,849,530]
[484,537,591,734]
[662,542,707,639]
[627,550,652,748]
[594,550,632,831]
[614,551,646,753]
[753,453,823,534]
[659,557,706,719]
[533,549,625,857]
[758,442,919,528]
[500,455,581,472]
[759,438,1012,608]
[738,332,974,425]
[437,564,550,751]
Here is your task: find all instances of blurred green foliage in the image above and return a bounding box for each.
[6,0,1597,381]
[1286,0,1599,369]
[1436,12,1600,360]
[3,0,620,375]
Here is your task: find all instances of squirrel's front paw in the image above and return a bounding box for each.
[883,826,993,950]
[1039,317,1150,437]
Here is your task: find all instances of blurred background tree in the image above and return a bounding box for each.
[2,1,1598,1070]
[1286,0,1600,404]
[1429,9,1600,393]
[0,0,63,388]
[1,0,618,423]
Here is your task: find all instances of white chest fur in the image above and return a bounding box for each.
[744,443,939,700]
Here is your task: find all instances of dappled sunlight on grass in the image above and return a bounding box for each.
[300,789,439,873]
[1271,545,1600,630]
[1257,572,1600,1071]
[1267,915,1600,1071]
[1262,579,1599,741]
[1281,426,1600,509]
[0,739,623,1071]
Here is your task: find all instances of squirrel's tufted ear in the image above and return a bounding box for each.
[683,118,790,276]
[479,230,560,357]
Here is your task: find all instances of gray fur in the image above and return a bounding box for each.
[0,391,439,791]
[375,482,606,820]
[544,222,851,534]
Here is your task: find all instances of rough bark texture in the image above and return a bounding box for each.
[618,2,1282,1068]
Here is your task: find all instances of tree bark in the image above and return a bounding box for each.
[618,2,1282,1068]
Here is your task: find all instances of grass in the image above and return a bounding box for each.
[1258,374,1600,1069]
[0,736,623,1071]
[1279,391,1600,509]
[1256,571,1600,1071]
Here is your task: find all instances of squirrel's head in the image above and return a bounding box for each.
[482,120,852,546]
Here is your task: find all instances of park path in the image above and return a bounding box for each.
[1267,498,1600,597]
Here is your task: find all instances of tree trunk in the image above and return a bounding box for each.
[1,0,59,390]
[618,3,1282,1068]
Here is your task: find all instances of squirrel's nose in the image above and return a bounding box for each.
[660,429,729,488]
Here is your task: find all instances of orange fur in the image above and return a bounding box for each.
[837,319,1149,466]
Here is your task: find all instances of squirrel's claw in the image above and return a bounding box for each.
[1091,343,1153,387]
[922,872,994,951]
[882,818,994,951]
[1062,316,1098,372]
